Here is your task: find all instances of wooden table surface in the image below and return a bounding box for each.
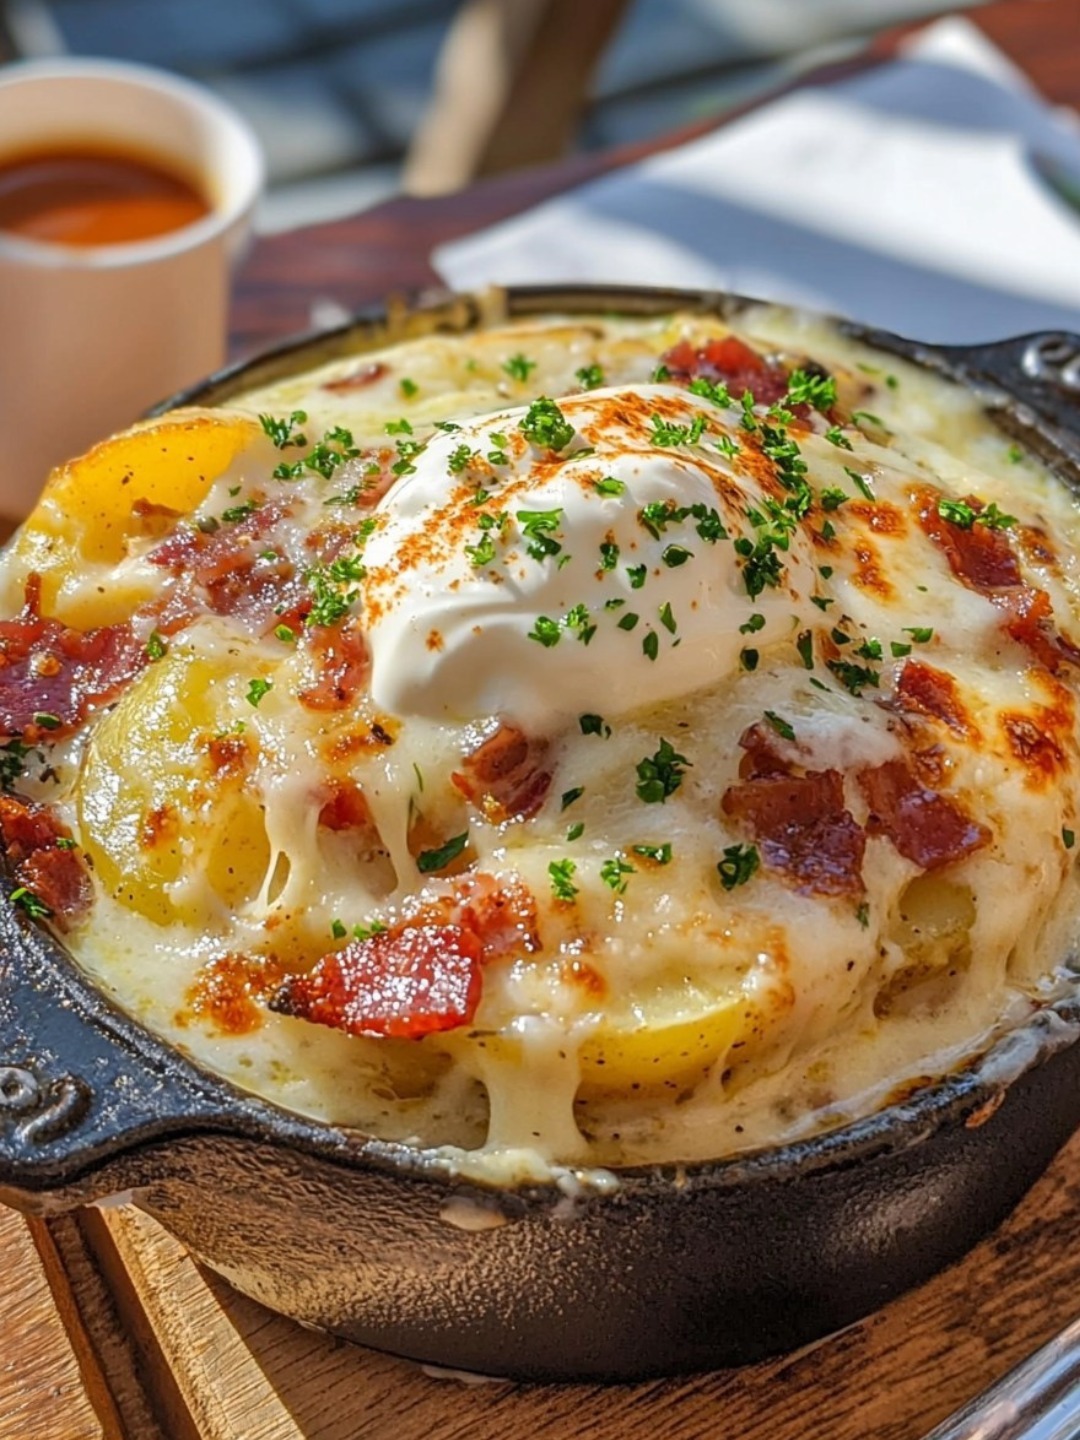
[7,3,1080,1437]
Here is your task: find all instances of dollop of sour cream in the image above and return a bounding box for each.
[361,386,819,723]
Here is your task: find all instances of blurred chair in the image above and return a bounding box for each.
[405,0,631,194]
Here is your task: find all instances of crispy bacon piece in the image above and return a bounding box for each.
[721,769,865,896]
[451,723,551,822]
[0,795,91,929]
[893,660,974,737]
[859,759,989,871]
[0,582,145,739]
[298,622,370,711]
[148,499,307,633]
[737,721,794,780]
[317,779,372,831]
[914,488,1022,590]
[272,923,484,1039]
[660,336,791,407]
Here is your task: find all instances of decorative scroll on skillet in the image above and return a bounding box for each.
[1,303,1079,1180]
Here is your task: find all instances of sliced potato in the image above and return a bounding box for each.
[78,642,271,926]
[12,409,259,624]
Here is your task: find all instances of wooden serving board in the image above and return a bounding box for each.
[3,1128,1080,1440]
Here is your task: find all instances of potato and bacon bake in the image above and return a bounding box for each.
[0,303,1078,1178]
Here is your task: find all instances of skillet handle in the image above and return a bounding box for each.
[0,899,229,1208]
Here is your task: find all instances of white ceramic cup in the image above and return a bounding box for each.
[0,58,265,518]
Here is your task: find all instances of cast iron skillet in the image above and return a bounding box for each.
[2,285,1080,1383]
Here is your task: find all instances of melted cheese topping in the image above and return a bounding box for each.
[4,304,1080,1182]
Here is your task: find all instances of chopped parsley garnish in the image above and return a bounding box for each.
[740,648,759,671]
[717,844,759,891]
[627,564,647,589]
[448,443,475,474]
[734,532,784,599]
[579,713,610,737]
[937,498,975,529]
[400,377,418,398]
[548,858,579,901]
[715,434,741,459]
[10,885,52,919]
[246,678,273,708]
[904,626,934,643]
[739,613,766,635]
[824,425,853,450]
[520,397,574,451]
[617,612,640,631]
[385,417,413,436]
[852,410,885,428]
[658,601,677,635]
[31,711,60,731]
[636,738,690,804]
[827,659,880,696]
[633,842,672,864]
[221,499,258,523]
[259,410,307,449]
[353,919,388,942]
[273,422,361,481]
[688,376,732,408]
[844,467,875,500]
[576,363,605,389]
[324,485,363,507]
[417,832,469,874]
[1007,443,1024,464]
[639,501,682,539]
[565,603,597,646]
[0,740,31,792]
[856,902,870,928]
[517,508,564,561]
[856,637,883,661]
[594,476,626,497]
[503,353,537,382]
[566,822,584,842]
[796,630,814,669]
[890,641,912,658]
[331,918,347,940]
[1064,827,1076,850]
[465,533,497,568]
[764,710,795,741]
[978,502,1017,530]
[145,630,167,661]
[561,787,584,811]
[528,616,562,648]
[642,631,659,661]
[661,544,693,568]
[785,368,837,410]
[274,624,296,644]
[599,541,620,571]
[820,487,848,511]
[391,438,423,478]
[600,854,635,894]
[651,363,671,382]
[649,413,707,448]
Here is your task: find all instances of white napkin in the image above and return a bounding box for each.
[434,17,1080,343]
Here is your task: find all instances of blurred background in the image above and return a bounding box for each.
[0,0,983,232]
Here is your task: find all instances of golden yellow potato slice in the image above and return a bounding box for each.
[77,642,271,926]
[11,409,259,625]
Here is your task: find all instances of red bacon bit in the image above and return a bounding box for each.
[451,723,551,822]
[317,779,372,832]
[453,871,541,958]
[721,769,865,896]
[914,487,1022,590]
[0,583,146,739]
[297,622,370,711]
[660,336,790,407]
[859,759,989,870]
[893,660,974,737]
[737,721,793,780]
[322,361,388,393]
[1001,712,1068,785]
[0,796,91,930]
[272,923,484,1039]
[993,586,1080,674]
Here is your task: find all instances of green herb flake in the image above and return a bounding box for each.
[528,616,562,648]
[658,601,677,635]
[330,919,347,940]
[785,368,837,411]
[417,832,469,875]
[764,710,795,742]
[448,443,475,474]
[579,713,610,737]
[561,787,584,811]
[826,659,880,696]
[575,363,605,389]
[904,626,934,643]
[10,885,52,919]
[503,353,537,382]
[717,843,759,891]
[938,497,975,529]
[852,410,885,429]
[145,630,167,662]
[739,613,766,635]
[548,858,579,902]
[617,612,640,631]
[632,842,672,864]
[259,410,308,450]
[627,564,647,590]
[566,822,584,842]
[246,677,273,708]
[594,476,626,497]
[844,467,875,501]
[651,363,671,383]
[661,543,693,568]
[856,901,870,928]
[649,413,707,448]
[274,624,296,644]
[890,641,912,658]
[600,854,635,895]
[1064,827,1076,850]
[385,417,413,436]
[1007,443,1024,464]
[642,631,659,661]
[977,502,1017,531]
[740,647,759,672]
[635,738,691,804]
[823,425,853,451]
[520,397,574,452]
[399,377,418,398]
[820,488,848,512]
[32,711,61,731]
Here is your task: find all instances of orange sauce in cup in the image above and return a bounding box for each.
[0,145,209,246]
